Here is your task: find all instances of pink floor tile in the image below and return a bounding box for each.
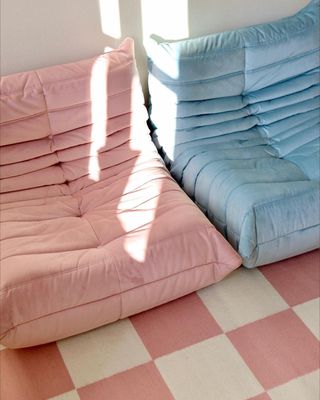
[0,343,74,400]
[247,393,272,400]
[130,292,222,358]
[78,361,174,400]
[260,250,320,306]
[228,309,319,390]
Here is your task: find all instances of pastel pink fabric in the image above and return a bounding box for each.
[0,38,241,348]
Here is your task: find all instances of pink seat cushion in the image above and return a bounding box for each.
[0,38,241,348]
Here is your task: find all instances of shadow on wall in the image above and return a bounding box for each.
[0,0,147,98]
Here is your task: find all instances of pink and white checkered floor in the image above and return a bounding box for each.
[1,250,319,400]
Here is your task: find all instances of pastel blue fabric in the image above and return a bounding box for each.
[147,0,320,267]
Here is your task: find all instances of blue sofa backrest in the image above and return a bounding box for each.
[147,0,320,181]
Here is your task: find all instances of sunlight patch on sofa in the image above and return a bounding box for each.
[89,56,108,181]
[117,175,162,263]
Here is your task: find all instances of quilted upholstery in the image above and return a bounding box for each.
[0,39,241,348]
[147,0,320,267]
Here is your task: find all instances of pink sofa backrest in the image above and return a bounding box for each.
[0,38,149,203]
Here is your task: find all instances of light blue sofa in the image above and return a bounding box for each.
[147,0,320,267]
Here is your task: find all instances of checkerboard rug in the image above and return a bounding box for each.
[1,250,319,400]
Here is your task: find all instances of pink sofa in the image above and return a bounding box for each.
[0,38,241,348]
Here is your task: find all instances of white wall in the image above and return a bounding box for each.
[0,0,309,96]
